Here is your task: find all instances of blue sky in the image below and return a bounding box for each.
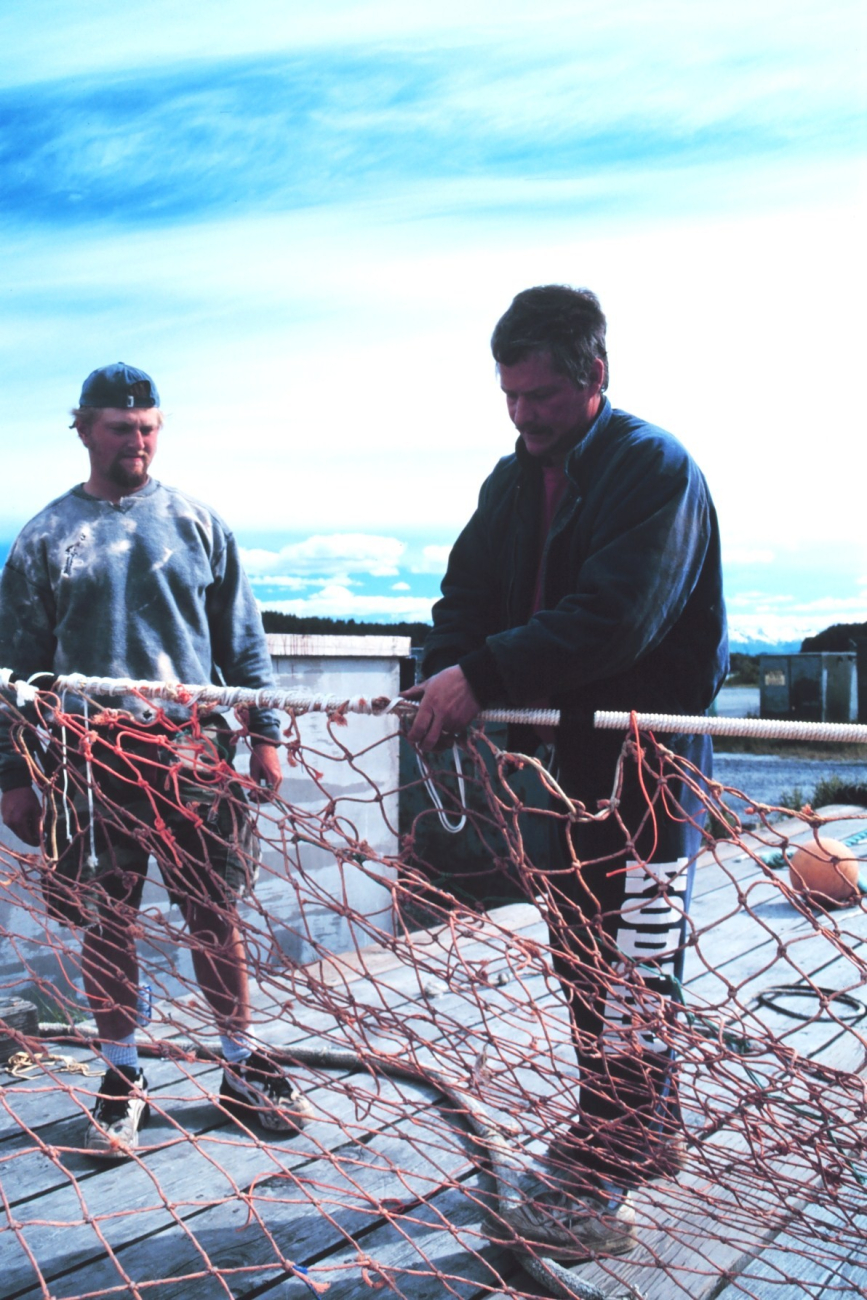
[1,0,864,648]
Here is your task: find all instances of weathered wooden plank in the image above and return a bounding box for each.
[688,813,867,914]
[549,1069,867,1300]
[0,909,554,1145]
[9,1104,505,1300]
[3,1067,453,1297]
[515,916,867,1300]
[5,841,867,1300]
[0,1055,239,1206]
[308,900,547,988]
[254,1181,520,1300]
[0,946,567,1228]
[0,1048,217,1146]
[839,1255,867,1298]
[685,894,867,990]
[1,967,577,1300]
[713,1201,867,1297]
[681,844,867,1029]
[170,1177,516,1300]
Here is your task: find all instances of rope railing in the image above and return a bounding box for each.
[593,708,867,743]
[6,668,867,743]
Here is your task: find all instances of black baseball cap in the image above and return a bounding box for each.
[79,362,160,409]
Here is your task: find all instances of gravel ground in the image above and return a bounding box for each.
[705,686,867,815]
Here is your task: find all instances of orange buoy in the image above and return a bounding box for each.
[788,837,863,906]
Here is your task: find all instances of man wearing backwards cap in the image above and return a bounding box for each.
[0,363,313,1156]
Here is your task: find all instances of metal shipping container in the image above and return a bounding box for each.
[759,652,858,723]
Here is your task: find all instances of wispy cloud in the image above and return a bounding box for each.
[727,589,867,640]
[241,534,405,579]
[723,548,776,566]
[2,14,861,231]
[0,0,862,644]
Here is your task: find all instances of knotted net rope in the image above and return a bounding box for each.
[0,674,864,1300]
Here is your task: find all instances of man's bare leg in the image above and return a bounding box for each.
[82,917,140,1042]
[182,898,251,1034]
[182,894,311,1132]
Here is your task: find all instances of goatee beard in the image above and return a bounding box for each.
[109,462,149,491]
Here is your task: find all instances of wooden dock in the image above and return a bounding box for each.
[2,809,866,1300]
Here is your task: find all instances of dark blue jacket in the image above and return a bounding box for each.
[423,398,728,781]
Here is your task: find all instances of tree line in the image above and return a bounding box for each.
[261,613,867,683]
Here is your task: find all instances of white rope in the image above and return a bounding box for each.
[416,745,468,834]
[593,711,867,744]
[477,706,561,727]
[0,667,39,707]
[45,675,559,727]
[52,673,387,717]
[7,670,867,743]
[59,692,72,845]
[81,696,98,870]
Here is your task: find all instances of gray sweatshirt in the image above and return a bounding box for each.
[0,479,280,791]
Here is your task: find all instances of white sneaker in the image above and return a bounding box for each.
[220,1050,313,1133]
[500,1178,637,1260]
[85,1066,149,1159]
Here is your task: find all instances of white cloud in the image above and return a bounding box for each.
[410,545,453,574]
[726,589,867,647]
[797,596,867,615]
[730,589,867,614]
[259,584,434,621]
[0,0,863,607]
[3,189,861,544]
[246,574,340,589]
[240,534,405,578]
[391,581,410,590]
[728,592,797,608]
[4,0,860,103]
[723,548,776,566]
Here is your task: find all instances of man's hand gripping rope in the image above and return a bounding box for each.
[401,665,481,751]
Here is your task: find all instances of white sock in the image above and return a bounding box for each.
[103,1033,139,1072]
[220,1033,251,1065]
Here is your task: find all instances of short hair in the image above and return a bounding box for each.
[491,285,608,391]
[70,407,165,435]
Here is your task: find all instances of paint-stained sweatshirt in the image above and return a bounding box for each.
[0,479,280,792]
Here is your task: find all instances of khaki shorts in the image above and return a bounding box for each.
[40,716,260,928]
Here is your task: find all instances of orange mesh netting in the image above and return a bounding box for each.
[0,679,865,1300]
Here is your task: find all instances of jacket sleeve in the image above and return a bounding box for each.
[0,549,58,791]
[480,439,714,704]
[205,532,282,743]
[421,470,509,684]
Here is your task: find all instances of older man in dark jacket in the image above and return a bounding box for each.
[407,285,727,1260]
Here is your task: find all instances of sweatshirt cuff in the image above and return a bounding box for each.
[458,645,508,708]
[248,722,282,745]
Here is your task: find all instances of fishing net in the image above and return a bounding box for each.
[0,676,865,1300]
